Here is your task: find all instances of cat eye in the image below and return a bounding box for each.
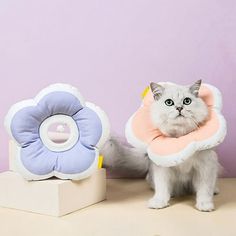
[183,97,192,105]
[165,99,174,106]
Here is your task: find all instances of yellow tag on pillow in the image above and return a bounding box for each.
[141,86,150,99]
[98,155,104,169]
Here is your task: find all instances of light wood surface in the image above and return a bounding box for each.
[0,178,235,236]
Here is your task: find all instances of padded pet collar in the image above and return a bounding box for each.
[5,84,110,180]
[125,83,227,167]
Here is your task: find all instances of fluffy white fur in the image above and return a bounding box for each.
[150,81,209,138]
[103,81,221,211]
[147,150,220,211]
[148,80,220,211]
[102,135,220,211]
[101,136,149,178]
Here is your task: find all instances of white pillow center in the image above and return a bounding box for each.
[39,115,79,152]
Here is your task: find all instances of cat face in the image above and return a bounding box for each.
[150,80,209,138]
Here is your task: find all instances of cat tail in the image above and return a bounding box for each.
[100,135,149,178]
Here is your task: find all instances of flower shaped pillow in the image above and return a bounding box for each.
[125,83,227,167]
[5,84,110,180]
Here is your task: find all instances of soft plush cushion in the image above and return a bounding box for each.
[5,84,110,180]
[125,83,226,167]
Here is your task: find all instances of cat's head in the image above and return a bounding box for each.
[150,80,209,138]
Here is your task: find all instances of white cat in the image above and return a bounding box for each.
[101,80,220,211]
[147,80,220,211]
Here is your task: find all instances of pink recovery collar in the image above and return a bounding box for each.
[125,83,227,167]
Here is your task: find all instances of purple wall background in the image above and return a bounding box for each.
[0,1,235,176]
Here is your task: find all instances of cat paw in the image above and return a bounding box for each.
[196,201,215,212]
[148,198,170,209]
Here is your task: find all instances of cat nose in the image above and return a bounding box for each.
[176,107,183,112]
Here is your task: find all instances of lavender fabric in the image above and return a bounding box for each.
[10,91,103,177]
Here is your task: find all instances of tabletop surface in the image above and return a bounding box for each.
[0,178,235,236]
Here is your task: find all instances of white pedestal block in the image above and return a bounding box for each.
[0,169,106,217]
[9,140,17,172]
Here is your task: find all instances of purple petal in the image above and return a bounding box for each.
[21,139,57,175]
[55,142,97,174]
[73,107,103,147]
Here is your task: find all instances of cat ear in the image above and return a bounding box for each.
[150,82,164,100]
[189,80,202,97]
